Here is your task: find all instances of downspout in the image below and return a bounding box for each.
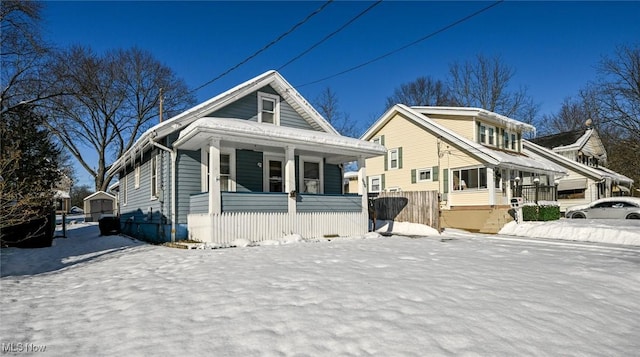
[150,139,177,243]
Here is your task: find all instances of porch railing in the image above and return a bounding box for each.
[515,184,557,203]
[189,192,363,214]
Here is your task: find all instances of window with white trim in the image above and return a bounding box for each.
[150,153,159,199]
[488,127,495,145]
[203,150,236,192]
[369,175,382,193]
[258,92,280,125]
[417,168,432,182]
[134,164,140,189]
[301,159,322,194]
[452,167,487,191]
[480,124,496,146]
[480,124,486,143]
[122,175,128,205]
[388,148,399,169]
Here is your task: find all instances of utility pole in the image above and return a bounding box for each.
[159,88,164,123]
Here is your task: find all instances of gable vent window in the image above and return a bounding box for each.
[258,92,280,125]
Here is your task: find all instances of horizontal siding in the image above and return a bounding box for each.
[190,192,208,214]
[221,192,288,212]
[176,149,202,223]
[119,149,162,223]
[208,92,258,121]
[297,194,362,212]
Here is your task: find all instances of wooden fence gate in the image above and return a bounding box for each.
[373,191,440,231]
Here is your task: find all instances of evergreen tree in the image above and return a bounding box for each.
[1,105,62,240]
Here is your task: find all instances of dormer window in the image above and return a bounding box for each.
[258,92,280,125]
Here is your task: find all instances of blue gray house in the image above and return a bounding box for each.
[106,70,385,244]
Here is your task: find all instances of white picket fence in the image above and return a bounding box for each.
[187,212,369,244]
[188,211,369,244]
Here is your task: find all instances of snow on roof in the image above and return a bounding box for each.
[107,70,338,177]
[363,104,565,175]
[524,140,630,184]
[344,171,359,179]
[54,190,70,199]
[174,117,386,159]
[411,106,536,132]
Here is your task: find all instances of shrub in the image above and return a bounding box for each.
[521,204,560,221]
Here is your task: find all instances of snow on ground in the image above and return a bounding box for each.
[1,221,639,356]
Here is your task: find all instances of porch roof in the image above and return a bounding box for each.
[173,117,386,164]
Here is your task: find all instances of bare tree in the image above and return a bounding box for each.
[314,87,359,138]
[385,76,453,109]
[448,54,539,125]
[0,1,60,115]
[45,46,196,191]
[538,87,603,135]
[595,44,640,141]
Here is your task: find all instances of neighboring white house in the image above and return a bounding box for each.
[526,125,633,212]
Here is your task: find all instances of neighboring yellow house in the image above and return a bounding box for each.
[361,105,567,232]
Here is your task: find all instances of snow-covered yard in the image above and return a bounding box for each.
[1,220,639,356]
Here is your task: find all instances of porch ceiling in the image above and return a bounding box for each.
[173,117,386,164]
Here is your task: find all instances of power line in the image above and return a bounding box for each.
[296,0,504,88]
[277,0,383,72]
[191,0,334,94]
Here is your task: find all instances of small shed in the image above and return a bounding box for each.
[83,191,117,222]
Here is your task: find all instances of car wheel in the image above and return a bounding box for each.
[571,212,586,219]
[626,214,640,219]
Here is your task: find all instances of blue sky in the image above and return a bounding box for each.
[41,1,640,188]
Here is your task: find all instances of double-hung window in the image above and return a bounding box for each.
[258,92,280,125]
[150,154,159,199]
[301,160,321,194]
[369,175,382,193]
[388,148,399,169]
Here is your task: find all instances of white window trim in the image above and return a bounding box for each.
[257,91,280,125]
[480,124,496,146]
[417,168,433,182]
[298,156,324,194]
[134,164,140,189]
[388,148,400,170]
[368,175,382,193]
[201,148,236,192]
[451,166,488,192]
[122,174,128,206]
[150,153,159,200]
[263,154,285,192]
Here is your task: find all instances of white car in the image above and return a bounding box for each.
[565,197,640,219]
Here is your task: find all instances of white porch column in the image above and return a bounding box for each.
[357,157,367,209]
[487,166,495,206]
[208,138,221,214]
[284,146,296,214]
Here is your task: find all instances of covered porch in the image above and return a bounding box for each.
[174,117,385,243]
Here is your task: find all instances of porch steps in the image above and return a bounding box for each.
[479,207,514,234]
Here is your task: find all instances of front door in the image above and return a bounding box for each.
[265,158,284,192]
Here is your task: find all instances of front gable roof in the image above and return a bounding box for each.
[361,105,565,175]
[108,71,337,176]
[524,140,632,184]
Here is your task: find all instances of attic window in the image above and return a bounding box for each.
[258,92,280,125]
